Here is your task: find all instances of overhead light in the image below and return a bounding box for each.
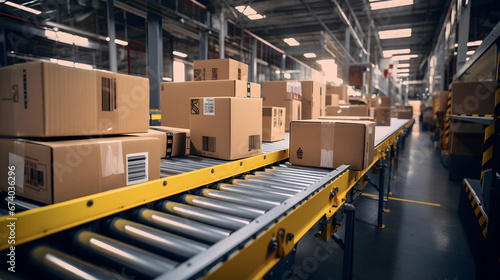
[303,53,316,58]
[162,77,172,82]
[235,5,266,20]
[391,54,418,60]
[466,50,475,56]
[284,38,300,46]
[378,28,412,39]
[247,14,266,20]
[383,48,411,58]
[173,51,188,58]
[454,43,458,48]
[106,37,128,46]
[398,69,410,73]
[371,0,413,10]
[45,29,89,47]
[467,40,482,47]
[398,63,410,68]
[398,73,410,77]
[4,1,41,15]
[284,73,291,79]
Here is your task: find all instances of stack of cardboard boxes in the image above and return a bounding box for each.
[262,81,302,132]
[368,95,392,126]
[0,62,161,204]
[161,58,263,160]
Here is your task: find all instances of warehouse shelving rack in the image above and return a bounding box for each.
[0,118,414,279]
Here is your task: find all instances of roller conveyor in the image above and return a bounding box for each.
[197,188,280,210]
[180,194,265,219]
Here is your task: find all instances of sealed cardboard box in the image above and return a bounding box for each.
[397,111,412,119]
[369,96,392,107]
[262,106,286,142]
[326,105,369,117]
[284,99,302,132]
[193,58,248,81]
[0,62,149,137]
[326,94,339,106]
[349,67,363,87]
[370,107,392,126]
[161,80,261,129]
[289,120,375,170]
[0,136,160,204]
[189,97,262,160]
[438,91,450,113]
[319,116,374,121]
[262,81,302,105]
[150,126,190,157]
[300,81,326,119]
[451,81,496,115]
[326,85,348,101]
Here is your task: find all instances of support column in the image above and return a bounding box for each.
[106,0,117,72]
[0,20,6,67]
[249,38,257,83]
[219,11,225,59]
[387,146,395,199]
[345,27,351,85]
[342,203,355,280]
[377,157,386,228]
[199,30,208,60]
[280,53,286,80]
[147,7,163,112]
[456,1,471,71]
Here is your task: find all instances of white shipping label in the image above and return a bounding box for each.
[9,153,25,194]
[204,98,215,115]
[286,81,302,95]
[126,152,149,186]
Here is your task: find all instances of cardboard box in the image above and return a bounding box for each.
[450,132,484,156]
[300,81,326,119]
[284,99,302,132]
[262,106,286,142]
[437,91,450,113]
[369,107,392,126]
[289,120,375,170]
[349,67,363,87]
[369,96,392,107]
[397,111,412,119]
[319,116,374,121]
[161,80,261,129]
[326,85,348,101]
[326,94,339,106]
[135,126,190,158]
[0,62,149,137]
[451,81,496,115]
[262,81,302,105]
[325,105,369,117]
[189,97,262,160]
[193,58,248,81]
[450,122,484,134]
[0,136,160,204]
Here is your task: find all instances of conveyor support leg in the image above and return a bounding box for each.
[342,203,355,280]
[377,159,386,228]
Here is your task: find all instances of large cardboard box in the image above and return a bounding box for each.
[134,126,190,158]
[300,81,326,119]
[437,91,449,113]
[0,136,160,204]
[326,94,339,106]
[325,105,369,117]
[161,80,261,129]
[0,62,149,137]
[193,58,248,81]
[284,99,302,132]
[262,81,302,105]
[319,116,374,121]
[451,81,496,115]
[349,67,363,87]
[262,106,286,142]
[289,120,375,170]
[370,107,392,126]
[450,132,484,156]
[189,97,262,160]
[326,85,348,101]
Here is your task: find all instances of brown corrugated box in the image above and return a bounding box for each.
[326,94,339,106]
[262,81,302,104]
[0,136,160,204]
[349,67,363,87]
[369,96,392,107]
[397,111,412,119]
[300,81,326,119]
[284,99,302,132]
[450,122,484,134]
[451,81,496,115]
[319,116,374,121]
[289,119,375,170]
[193,58,248,81]
[326,85,348,101]
[161,80,261,129]
[325,105,369,117]
[262,106,286,142]
[437,91,449,113]
[370,107,392,126]
[189,97,262,160]
[131,127,190,158]
[0,62,149,137]
[450,132,484,156]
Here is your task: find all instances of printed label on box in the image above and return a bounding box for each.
[9,153,25,194]
[24,157,47,191]
[204,98,215,115]
[191,99,200,115]
[126,152,149,186]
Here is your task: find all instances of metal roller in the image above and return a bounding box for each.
[231,179,303,193]
[73,230,177,278]
[263,167,327,178]
[160,165,198,173]
[229,181,299,196]
[108,217,208,260]
[198,188,279,210]
[2,194,43,212]
[242,175,310,187]
[231,178,305,191]
[30,245,127,280]
[268,166,330,176]
[278,163,331,174]
[217,184,291,201]
[252,172,319,183]
[180,194,264,219]
[160,201,250,231]
[0,208,9,217]
[136,208,230,244]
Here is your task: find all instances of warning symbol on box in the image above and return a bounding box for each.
[296,148,303,159]
[194,69,202,81]
[191,99,200,115]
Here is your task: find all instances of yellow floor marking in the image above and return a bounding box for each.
[362,193,441,207]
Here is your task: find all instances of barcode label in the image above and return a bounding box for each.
[101,77,117,111]
[212,68,218,80]
[23,69,27,108]
[202,136,216,153]
[194,69,202,81]
[249,135,261,151]
[126,153,148,185]
[24,158,46,190]
[273,108,277,127]
[238,68,241,80]
[204,98,215,115]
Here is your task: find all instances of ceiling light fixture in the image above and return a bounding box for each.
[105,37,129,46]
[284,38,300,46]
[371,0,413,10]
[466,50,475,56]
[383,48,411,57]
[467,40,482,47]
[398,73,410,77]
[45,29,89,47]
[379,28,412,39]
[398,69,410,73]
[173,51,188,58]
[391,54,418,60]
[4,1,41,15]
[398,63,410,68]
[303,53,316,58]
[235,5,266,20]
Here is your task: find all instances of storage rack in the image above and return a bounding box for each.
[0,118,414,279]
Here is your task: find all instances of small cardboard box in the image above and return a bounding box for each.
[300,81,326,119]
[0,136,160,204]
[284,99,302,132]
[131,127,190,158]
[189,97,262,160]
[370,107,392,126]
[451,81,496,115]
[326,85,348,101]
[161,80,261,129]
[326,105,369,117]
[262,106,286,142]
[438,91,450,113]
[193,58,248,81]
[289,120,375,170]
[397,111,412,119]
[0,62,150,137]
[326,94,339,106]
[262,81,302,104]
[369,96,392,107]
